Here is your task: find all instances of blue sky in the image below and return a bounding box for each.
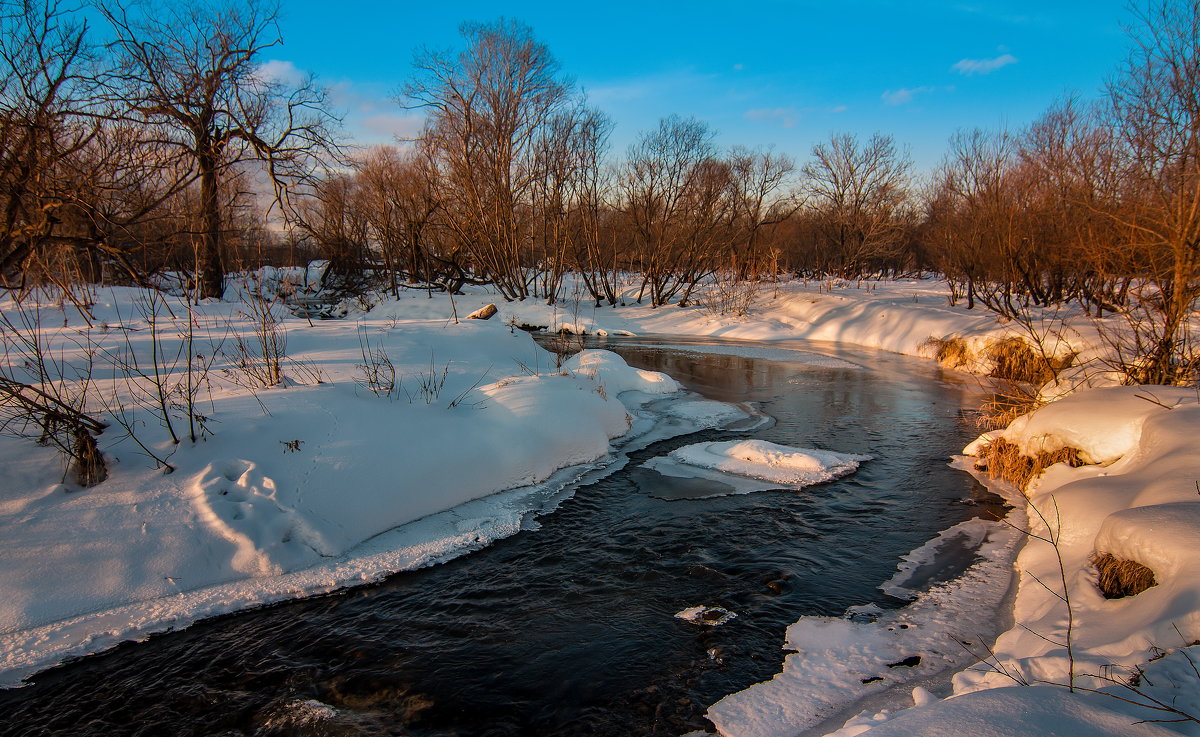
[271,0,1132,172]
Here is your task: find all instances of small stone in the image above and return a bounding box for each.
[467,303,498,320]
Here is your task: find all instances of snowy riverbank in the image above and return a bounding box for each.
[0,284,704,687]
[4,273,1198,737]
[465,276,1200,736]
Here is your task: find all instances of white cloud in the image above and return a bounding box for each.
[584,68,715,106]
[744,107,800,128]
[881,86,933,106]
[732,63,745,71]
[362,113,426,141]
[254,59,307,87]
[952,53,1019,76]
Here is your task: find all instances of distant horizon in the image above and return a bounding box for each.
[272,0,1132,173]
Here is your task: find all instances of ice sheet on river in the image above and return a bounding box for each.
[643,440,870,496]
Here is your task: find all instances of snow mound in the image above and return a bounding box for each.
[1094,502,1200,581]
[996,386,1197,465]
[565,349,681,395]
[837,685,1176,737]
[666,439,870,486]
[659,398,756,429]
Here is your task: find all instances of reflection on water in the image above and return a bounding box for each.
[0,338,999,737]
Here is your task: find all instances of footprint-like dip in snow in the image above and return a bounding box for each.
[643,439,870,497]
[191,461,332,577]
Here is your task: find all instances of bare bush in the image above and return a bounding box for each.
[106,289,221,456]
[355,327,397,398]
[0,305,108,486]
[700,272,760,317]
[404,351,448,405]
[228,286,286,388]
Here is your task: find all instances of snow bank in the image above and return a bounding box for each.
[564,348,681,395]
[0,289,691,687]
[822,385,1200,736]
[707,514,1021,737]
[999,386,1192,465]
[827,685,1177,737]
[1094,502,1200,581]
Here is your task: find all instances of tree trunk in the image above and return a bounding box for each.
[197,152,225,299]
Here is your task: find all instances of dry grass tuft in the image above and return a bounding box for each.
[984,337,1074,385]
[70,428,108,487]
[923,336,971,370]
[977,438,1086,491]
[1091,552,1157,599]
[974,382,1043,431]
[924,335,1074,386]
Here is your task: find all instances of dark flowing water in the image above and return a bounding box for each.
[0,338,1001,737]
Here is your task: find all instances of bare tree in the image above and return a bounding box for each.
[0,0,95,295]
[404,18,574,301]
[727,145,798,278]
[802,132,912,278]
[295,171,374,296]
[97,0,338,300]
[621,114,724,306]
[353,146,439,295]
[1103,0,1200,382]
[530,103,611,303]
[925,128,1021,311]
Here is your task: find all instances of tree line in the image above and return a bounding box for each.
[5,0,1200,381]
[1,0,335,304]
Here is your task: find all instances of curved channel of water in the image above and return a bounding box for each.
[0,338,1001,737]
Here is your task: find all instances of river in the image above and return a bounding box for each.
[0,337,1003,737]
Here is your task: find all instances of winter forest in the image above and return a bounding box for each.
[6,1,1200,371]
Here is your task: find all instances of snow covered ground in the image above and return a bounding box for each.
[3,272,1198,737]
[0,280,699,687]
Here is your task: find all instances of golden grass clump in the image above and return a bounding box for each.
[984,337,1074,385]
[923,336,972,370]
[1091,552,1158,599]
[974,382,1043,431]
[924,335,1074,385]
[977,438,1086,491]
